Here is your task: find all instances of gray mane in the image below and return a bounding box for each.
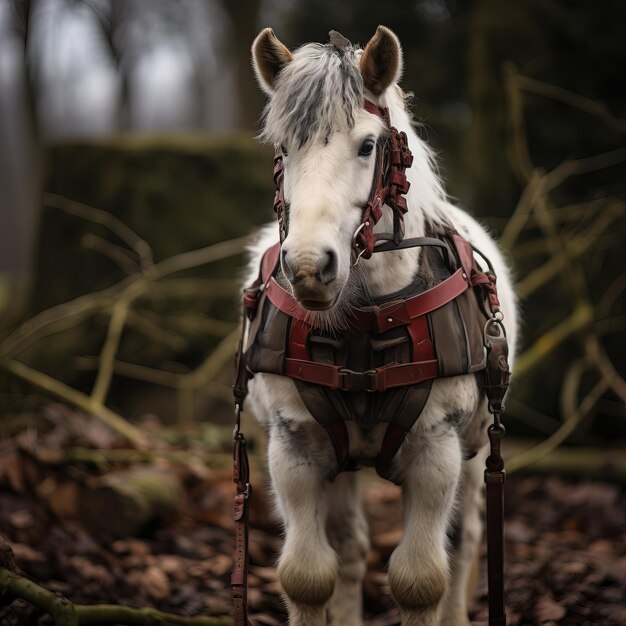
[260,38,364,148]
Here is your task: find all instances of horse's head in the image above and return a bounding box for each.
[252,26,403,311]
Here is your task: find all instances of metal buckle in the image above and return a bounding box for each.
[338,368,377,392]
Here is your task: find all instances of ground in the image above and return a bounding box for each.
[0,408,624,625]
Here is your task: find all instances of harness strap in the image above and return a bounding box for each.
[295,380,351,473]
[483,316,510,626]
[375,380,432,481]
[284,357,439,391]
[232,415,251,626]
[265,267,469,330]
[373,234,456,267]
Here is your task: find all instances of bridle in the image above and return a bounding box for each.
[272,98,415,266]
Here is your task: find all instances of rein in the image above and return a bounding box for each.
[232,97,510,626]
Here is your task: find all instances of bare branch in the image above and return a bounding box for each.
[514,305,593,378]
[508,366,608,473]
[514,74,626,134]
[81,233,140,274]
[2,359,147,447]
[0,567,232,626]
[44,193,154,270]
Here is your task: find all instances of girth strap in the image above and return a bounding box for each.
[375,380,432,482]
[296,379,433,481]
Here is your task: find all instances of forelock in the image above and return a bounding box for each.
[259,43,364,148]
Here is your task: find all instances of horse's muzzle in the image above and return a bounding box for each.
[282,248,339,309]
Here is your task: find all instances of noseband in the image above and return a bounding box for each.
[272,99,414,264]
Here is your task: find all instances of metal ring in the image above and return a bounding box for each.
[351,222,366,246]
[492,309,504,322]
[351,222,368,266]
[483,317,507,343]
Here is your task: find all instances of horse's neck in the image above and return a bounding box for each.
[358,91,444,298]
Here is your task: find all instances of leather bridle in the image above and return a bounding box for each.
[272,98,415,265]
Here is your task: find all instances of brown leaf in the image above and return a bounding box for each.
[0,450,25,492]
[535,596,566,623]
[127,566,170,600]
[67,556,114,586]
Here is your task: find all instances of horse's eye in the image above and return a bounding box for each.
[358,138,375,157]
[280,144,288,157]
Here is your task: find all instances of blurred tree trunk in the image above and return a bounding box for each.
[0,0,42,322]
[218,0,263,131]
[466,0,536,213]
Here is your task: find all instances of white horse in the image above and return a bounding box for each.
[244,26,518,626]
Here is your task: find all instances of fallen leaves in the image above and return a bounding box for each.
[0,405,624,625]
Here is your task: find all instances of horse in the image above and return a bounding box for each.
[240,26,518,626]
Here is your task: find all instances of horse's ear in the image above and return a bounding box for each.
[360,26,403,96]
[252,28,293,94]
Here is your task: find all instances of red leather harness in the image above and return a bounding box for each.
[248,240,498,394]
[232,96,511,626]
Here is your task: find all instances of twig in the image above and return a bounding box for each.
[508,370,608,473]
[514,304,593,378]
[138,278,239,301]
[74,357,186,388]
[33,446,242,469]
[44,193,154,270]
[514,74,626,134]
[0,237,248,360]
[516,204,624,297]
[500,168,543,249]
[180,330,240,389]
[125,310,189,351]
[91,299,130,405]
[503,62,534,184]
[542,147,626,192]
[82,233,141,274]
[0,567,232,626]
[584,335,626,405]
[0,281,129,360]
[0,568,77,626]
[504,396,562,435]
[598,272,626,316]
[156,313,237,337]
[2,360,147,447]
[504,439,626,482]
[73,358,234,403]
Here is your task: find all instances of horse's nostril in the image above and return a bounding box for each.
[318,249,338,284]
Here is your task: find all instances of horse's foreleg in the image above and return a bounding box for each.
[269,420,337,626]
[388,429,462,626]
[439,448,485,626]
[326,472,368,626]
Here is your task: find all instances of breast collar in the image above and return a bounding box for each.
[243,231,500,394]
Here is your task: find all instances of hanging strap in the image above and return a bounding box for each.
[232,308,252,626]
[232,406,251,626]
[483,313,511,626]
